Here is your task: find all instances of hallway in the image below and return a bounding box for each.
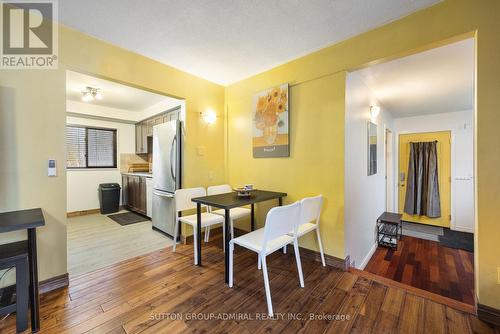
[365,236,474,305]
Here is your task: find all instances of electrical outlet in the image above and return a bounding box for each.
[497,267,500,285]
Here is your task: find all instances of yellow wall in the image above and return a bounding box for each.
[1,0,499,311]
[225,0,500,309]
[226,73,346,257]
[0,25,226,282]
[0,71,67,282]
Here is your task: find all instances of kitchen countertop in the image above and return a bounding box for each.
[121,172,153,178]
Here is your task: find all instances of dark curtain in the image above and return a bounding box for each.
[404,141,441,218]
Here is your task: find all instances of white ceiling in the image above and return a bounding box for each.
[58,0,441,86]
[353,38,474,118]
[66,70,180,111]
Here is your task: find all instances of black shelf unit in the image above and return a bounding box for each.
[376,212,403,249]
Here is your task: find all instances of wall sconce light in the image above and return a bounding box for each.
[201,110,217,125]
[370,105,381,119]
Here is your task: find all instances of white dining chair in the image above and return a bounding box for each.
[173,187,225,265]
[229,201,304,316]
[204,184,251,242]
[293,194,326,266]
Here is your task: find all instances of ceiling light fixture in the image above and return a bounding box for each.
[81,86,103,102]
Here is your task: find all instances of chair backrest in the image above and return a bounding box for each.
[175,187,206,212]
[263,201,301,247]
[300,195,323,225]
[207,184,232,196]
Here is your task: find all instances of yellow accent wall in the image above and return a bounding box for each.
[226,72,346,257]
[0,25,226,283]
[0,70,68,283]
[225,0,500,309]
[1,0,499,312]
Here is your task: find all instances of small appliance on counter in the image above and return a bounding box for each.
[152,120,181,238]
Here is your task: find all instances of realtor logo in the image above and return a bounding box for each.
[1,0,58,69]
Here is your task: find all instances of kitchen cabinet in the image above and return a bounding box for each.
[141,123,149,153]
[137,177,147,214]
[147,119,155,136]
[122,174,147,215]
[121,174,129,205]
[135,123,151,154]
[135,108,181,154]
[146,178,153,218]
[135,124,144,154]
[129,176,138,211]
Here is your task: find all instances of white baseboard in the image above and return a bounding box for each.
[358,243,378,270]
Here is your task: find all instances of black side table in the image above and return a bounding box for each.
[0,241,29,332]
[0,208,45,332]
[376,212,403,249]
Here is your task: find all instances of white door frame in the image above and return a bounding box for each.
[395,128,474,233]
[384,126,395,212]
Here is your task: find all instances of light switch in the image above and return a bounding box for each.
[208,171,214,180]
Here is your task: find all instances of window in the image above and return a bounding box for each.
[66,126,117,169]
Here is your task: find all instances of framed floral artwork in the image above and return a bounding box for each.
[252,83,289,158]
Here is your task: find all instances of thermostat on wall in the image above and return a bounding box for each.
[48,159,57,177]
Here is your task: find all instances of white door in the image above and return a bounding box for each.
[385,128,394,211]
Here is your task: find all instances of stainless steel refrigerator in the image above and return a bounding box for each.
[152,120,181,238]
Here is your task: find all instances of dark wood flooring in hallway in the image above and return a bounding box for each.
[365,235,475,305]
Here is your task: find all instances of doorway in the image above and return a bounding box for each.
[398,131,451,228]
[344,37,476,306]
[65,70,184,277]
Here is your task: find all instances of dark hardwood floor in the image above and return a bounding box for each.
[365,235,475,305]
[1,232,496,334]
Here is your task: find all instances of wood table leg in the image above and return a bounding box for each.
[278,197,283,206]
[27,228,40,332]
[196,203,202,266]
[224,209,230,284]
[250,204,255,231]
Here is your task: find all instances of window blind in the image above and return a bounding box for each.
[87,128,116,167]
[66,126,86,168]
[66,126,117,168]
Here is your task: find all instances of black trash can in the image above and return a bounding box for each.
[98,183,121,214]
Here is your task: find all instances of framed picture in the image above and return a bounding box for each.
[252,83,289,158]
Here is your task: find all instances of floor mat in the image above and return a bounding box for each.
[402,221,444,241]
[108,211,150,226]
[439,229,474,252]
